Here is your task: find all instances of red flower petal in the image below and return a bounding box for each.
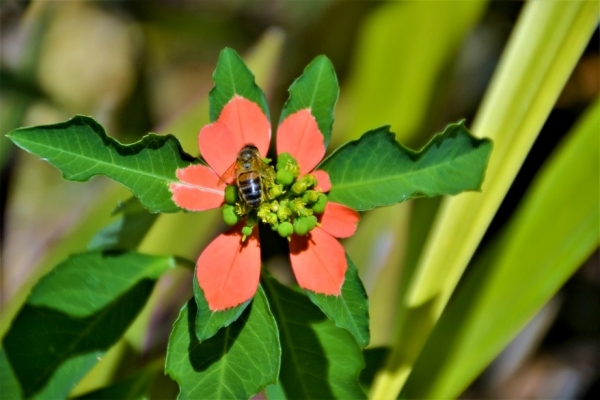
[319,202,360,238]
[196,227,261,311]
[198,122,239,179]
[277,109,325,175]
[313,169,331,192]
[289,227,347,295]
[169,165,224,211]
[219,95,271,157]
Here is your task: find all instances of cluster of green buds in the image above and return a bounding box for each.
[220,152,328,241]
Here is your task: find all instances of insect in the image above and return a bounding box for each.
[221,144,275,208]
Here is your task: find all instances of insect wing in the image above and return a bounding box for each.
[218,161,238,186]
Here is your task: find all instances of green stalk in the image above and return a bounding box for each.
[370,1,599,398]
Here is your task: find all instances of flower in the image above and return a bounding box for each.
[169,95,359,311]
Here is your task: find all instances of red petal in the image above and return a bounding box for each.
[218,95,271,157]
[277,109,325,175]
[319,202,360,238]
[198,122,239,178]
[289,227,347,295]
[313,169,331,192]
[169,165,224,211]
[196,227,261,311]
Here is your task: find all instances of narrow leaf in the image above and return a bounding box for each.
[401,100,600,399]
[6,116,196,213]
[305,254,370,347]
[319,122,492,211]
[279,55,339,147]
[165,288,280,400]
[262,275,365,399]
[209,47,270,122]
[2,251,175,399]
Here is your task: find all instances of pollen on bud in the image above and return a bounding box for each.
[276,202,293,221]
[292,181,307,195]
[224,185,239,205]
[277,221,294,238]
[269,183,285,198]
[302,190,319,204]
[221,204,239,226]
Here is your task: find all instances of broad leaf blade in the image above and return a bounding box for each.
[165,287,280,400]
[305,254,370,347]
[262,275,365,399]
[209,47,270,122]
[88,197,158,251]
[2,251,175,399]
[6,116,195,213]
[192,272,250,342]
[279,55,339,147]
[319,122,492,211]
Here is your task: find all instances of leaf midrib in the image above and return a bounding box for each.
[328,146,483,192]
[12,135,181,184]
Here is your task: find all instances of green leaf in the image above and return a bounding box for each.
[192,271,251,342]
[400,99,600,399]
[359,347,390,390]
[6,116,196,213]
[305,254,370,347]
[319,121,492,211]
[279,55,339,147]
[2,251,175,399]
[0,349,21,399]
[73,362,162,399]
[88,198,158,251]
[262,275,365,400]
[165,288,280,400]
[209,47,270,122]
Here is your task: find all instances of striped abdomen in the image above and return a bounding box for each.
[237,171,262,208]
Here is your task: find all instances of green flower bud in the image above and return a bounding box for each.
[241,225,253,241]
[312,194,328,214]
[305,215,317,231]
[221,205,239,226]
[277,221,294,238]
[276,169,294,186]
[293,218,310,236]
[224,185,239,205]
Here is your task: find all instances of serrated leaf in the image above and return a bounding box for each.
[192,271,250,342]
[279,55,339,147]
[319,121,492,211]
[262,275,365,400]
[1,251,175,399]
[88,197,158,251]
[305,254,370,347]
[165,288,280,400]
[209,48,270,122]
[6,116,196,213]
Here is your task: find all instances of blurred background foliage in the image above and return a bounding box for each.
[1,0,598,398]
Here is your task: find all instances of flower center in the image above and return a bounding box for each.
[220,152,328,241]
